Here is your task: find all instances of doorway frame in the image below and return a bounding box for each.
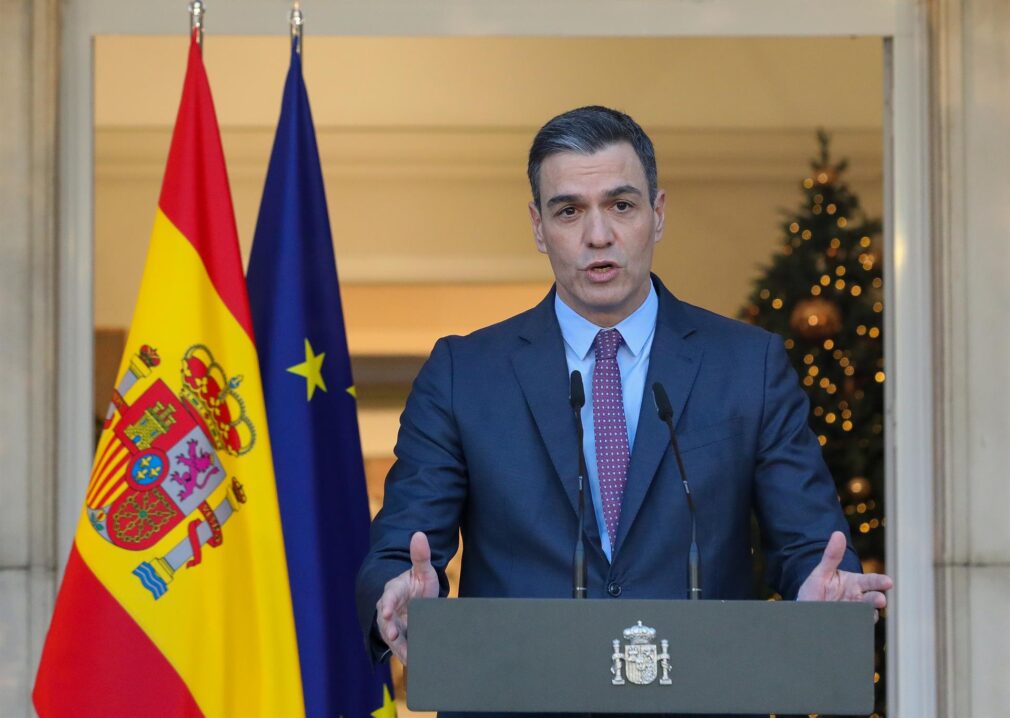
[56,2,936,715]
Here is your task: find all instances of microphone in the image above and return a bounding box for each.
[652,383,702,600]
[569,370,588,599]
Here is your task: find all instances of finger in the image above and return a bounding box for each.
[377,599,408,647]
[376,593,395,622]
[386,624,409,666]
[409,532,440,598]
[861,590,887,610]
[813,531,848,576]
[410,531,432,573]
[375,599,406,649]
[377,610,408,665]
[383,621,401,645]
[376,591,395,620]
[377,572,412,619]
[376,601,405,644]
[858,572,894,593]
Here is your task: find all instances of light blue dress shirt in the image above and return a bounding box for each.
[555,285,659,561]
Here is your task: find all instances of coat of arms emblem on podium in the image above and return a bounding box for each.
[611,621,672,686]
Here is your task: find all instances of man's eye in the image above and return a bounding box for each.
[614,201,632,211]
[559,207,577,217]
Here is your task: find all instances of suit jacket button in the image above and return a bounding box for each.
[607,581,622,597]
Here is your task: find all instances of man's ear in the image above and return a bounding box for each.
[652,189,667,243]
[529,201,547,254]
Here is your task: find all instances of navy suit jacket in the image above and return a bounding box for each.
[356,276,859,692]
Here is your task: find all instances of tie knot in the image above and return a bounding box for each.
[594,328,624,361]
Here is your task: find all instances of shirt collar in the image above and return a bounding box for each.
[554,283,659,361]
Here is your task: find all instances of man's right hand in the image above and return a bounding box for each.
[375,531,440,666]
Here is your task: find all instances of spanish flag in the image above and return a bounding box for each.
[33,32,304,717]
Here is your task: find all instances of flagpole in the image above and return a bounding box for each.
[290,0,304,55]
[189,0,205,49]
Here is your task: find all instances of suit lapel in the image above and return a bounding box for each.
[510,292,581,513]
[613,283,703,556]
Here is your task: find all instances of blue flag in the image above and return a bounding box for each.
[247,41,396,718]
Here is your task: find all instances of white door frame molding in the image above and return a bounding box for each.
[57,2,935,715]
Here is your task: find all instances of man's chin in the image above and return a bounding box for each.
[570,292,638,325]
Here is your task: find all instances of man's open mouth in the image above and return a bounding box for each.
[586,261,618,275]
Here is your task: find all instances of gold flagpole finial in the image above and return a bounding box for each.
[290,1,304,55]
[189,0,205,48]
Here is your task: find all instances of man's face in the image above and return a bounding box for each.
[529,142,666,327]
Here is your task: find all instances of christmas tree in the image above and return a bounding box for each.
[740,131,886,716]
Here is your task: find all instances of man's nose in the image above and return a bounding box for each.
[584,208,613,247]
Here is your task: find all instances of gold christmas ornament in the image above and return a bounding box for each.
[789,298,842,340]
[847,476,871,499]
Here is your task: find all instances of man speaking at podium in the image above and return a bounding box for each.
[355,107,892,678]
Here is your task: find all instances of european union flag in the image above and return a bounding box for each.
[247,40,396,718]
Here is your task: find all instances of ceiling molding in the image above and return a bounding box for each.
[96,126,883,184]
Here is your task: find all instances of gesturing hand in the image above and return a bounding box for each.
[797,531,894,620]
[375,531,440,666]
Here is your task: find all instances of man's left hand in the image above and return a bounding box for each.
[797,531,894,618]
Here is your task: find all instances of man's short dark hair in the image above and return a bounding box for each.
[527,105,658,209]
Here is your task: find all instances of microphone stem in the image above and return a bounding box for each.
[664,416,702,600]
[573,421,587,599]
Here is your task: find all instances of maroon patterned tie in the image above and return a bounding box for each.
[592,328,630,546]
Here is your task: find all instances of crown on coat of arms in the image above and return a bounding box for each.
[125,344,162,381]
[179,344,255,456]
[623,621,656,645]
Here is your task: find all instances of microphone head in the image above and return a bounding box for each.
[569,370,585,409]
[652,382,674,422]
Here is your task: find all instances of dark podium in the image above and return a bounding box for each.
[408,598,874,715]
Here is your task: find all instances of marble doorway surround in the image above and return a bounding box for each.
[0,1,959,716]
[929,1,1010,715]
[0,1,59,716]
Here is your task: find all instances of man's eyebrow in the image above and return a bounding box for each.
[546,193,582,208]
[545,185,643,207]
[606,184,643,198]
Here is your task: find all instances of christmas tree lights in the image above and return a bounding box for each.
[741,131,886,717]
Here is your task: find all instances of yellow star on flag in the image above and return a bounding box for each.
[371,685,396,718]
[287,338,327,401]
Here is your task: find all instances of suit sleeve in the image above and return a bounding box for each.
[752,333,861,599]
[355,337,468,659]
